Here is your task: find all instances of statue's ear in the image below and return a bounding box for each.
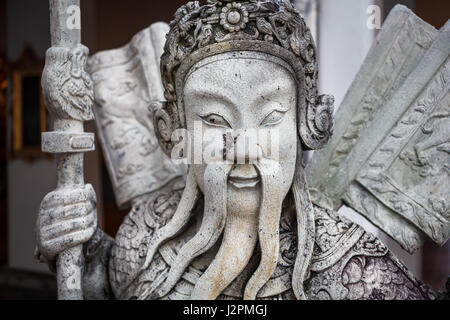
[154,103,174,157]
[299,94,335,150]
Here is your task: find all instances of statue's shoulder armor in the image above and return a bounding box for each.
[306,205,438,300]
[109,178,184,299]
[310,205,365,271]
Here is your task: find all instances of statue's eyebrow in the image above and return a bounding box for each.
[264,103,291,112]
[186,89,236,109]
[254,82,295,110]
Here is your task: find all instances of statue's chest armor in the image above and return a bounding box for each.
[111,194,433,301]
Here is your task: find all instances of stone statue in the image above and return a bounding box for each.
[37,0,450,300]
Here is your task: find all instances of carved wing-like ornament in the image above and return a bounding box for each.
[87,23,184,210]
[306,5,450,254]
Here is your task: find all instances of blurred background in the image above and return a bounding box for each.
[0,0,448,299]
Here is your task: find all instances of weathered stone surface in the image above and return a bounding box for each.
[306,5,450,253]
[42,132,95,153]
[350,21,450,250]
[87,23,183,209]
[307,5,438,208]
[39,0,95,300]
[36,1,448,300]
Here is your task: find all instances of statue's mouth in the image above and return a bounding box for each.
[228,164,260,189]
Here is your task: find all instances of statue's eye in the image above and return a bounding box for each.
[260,110,287,127]
[200,114,231,128]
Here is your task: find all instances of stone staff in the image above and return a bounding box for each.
[41,0,95,299]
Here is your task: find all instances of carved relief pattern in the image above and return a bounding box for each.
[313,205,355,255]
[322,16,436,182]
[109,182,183,298]
[292,0,318,42]
[342,183,425,253]
[357,59,450,245]
[341,254,434,300]
[358,175,449,245]
[399,108,450,180]
[88,35,183,207]
[159,0,334,152]
[94,64,158,182]
[42,44,94,121]
[361,60,449,173]
[305,230,437,300]
[105,183,438,300]
[278,210,298,268]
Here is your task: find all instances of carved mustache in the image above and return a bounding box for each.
[189,158,284,300]
[141,156,287,300]
[153,163,232,299]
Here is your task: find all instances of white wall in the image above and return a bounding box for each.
[318,0,375,107]
[318,0,379,235]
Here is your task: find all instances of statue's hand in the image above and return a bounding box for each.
[36,184,97,261]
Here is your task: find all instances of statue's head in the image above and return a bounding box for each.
[152,0,334,300]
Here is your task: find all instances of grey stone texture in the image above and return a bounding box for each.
[36,1,449,300]
[307,6,450,254]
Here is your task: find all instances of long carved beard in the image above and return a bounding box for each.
[191,159,284,300]
[154,163,231,298]
[190,207,259,300]
[243,159,283,300]
[148,149,314,300]
[140,169,199,272]
[291,140,315,300]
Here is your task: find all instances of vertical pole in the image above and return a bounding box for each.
[42,0,95,300]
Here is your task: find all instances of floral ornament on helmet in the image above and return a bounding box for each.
[155,0,334,155]
[220,2,249,32]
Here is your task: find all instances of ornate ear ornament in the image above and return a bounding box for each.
[300,94,335,150]
[153,101,175,157]
[158,0,334,152]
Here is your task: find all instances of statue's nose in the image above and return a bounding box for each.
[232,133,263,164]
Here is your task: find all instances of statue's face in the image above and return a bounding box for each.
[183,54,298,213]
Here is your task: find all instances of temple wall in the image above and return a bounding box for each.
[6,0,54,273]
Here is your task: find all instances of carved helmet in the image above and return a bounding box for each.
[155,0,334,155]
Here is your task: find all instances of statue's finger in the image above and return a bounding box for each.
[40,201,94,226]
[41,228,96,257]
[40,213,96,242]
[40,187,94,210]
